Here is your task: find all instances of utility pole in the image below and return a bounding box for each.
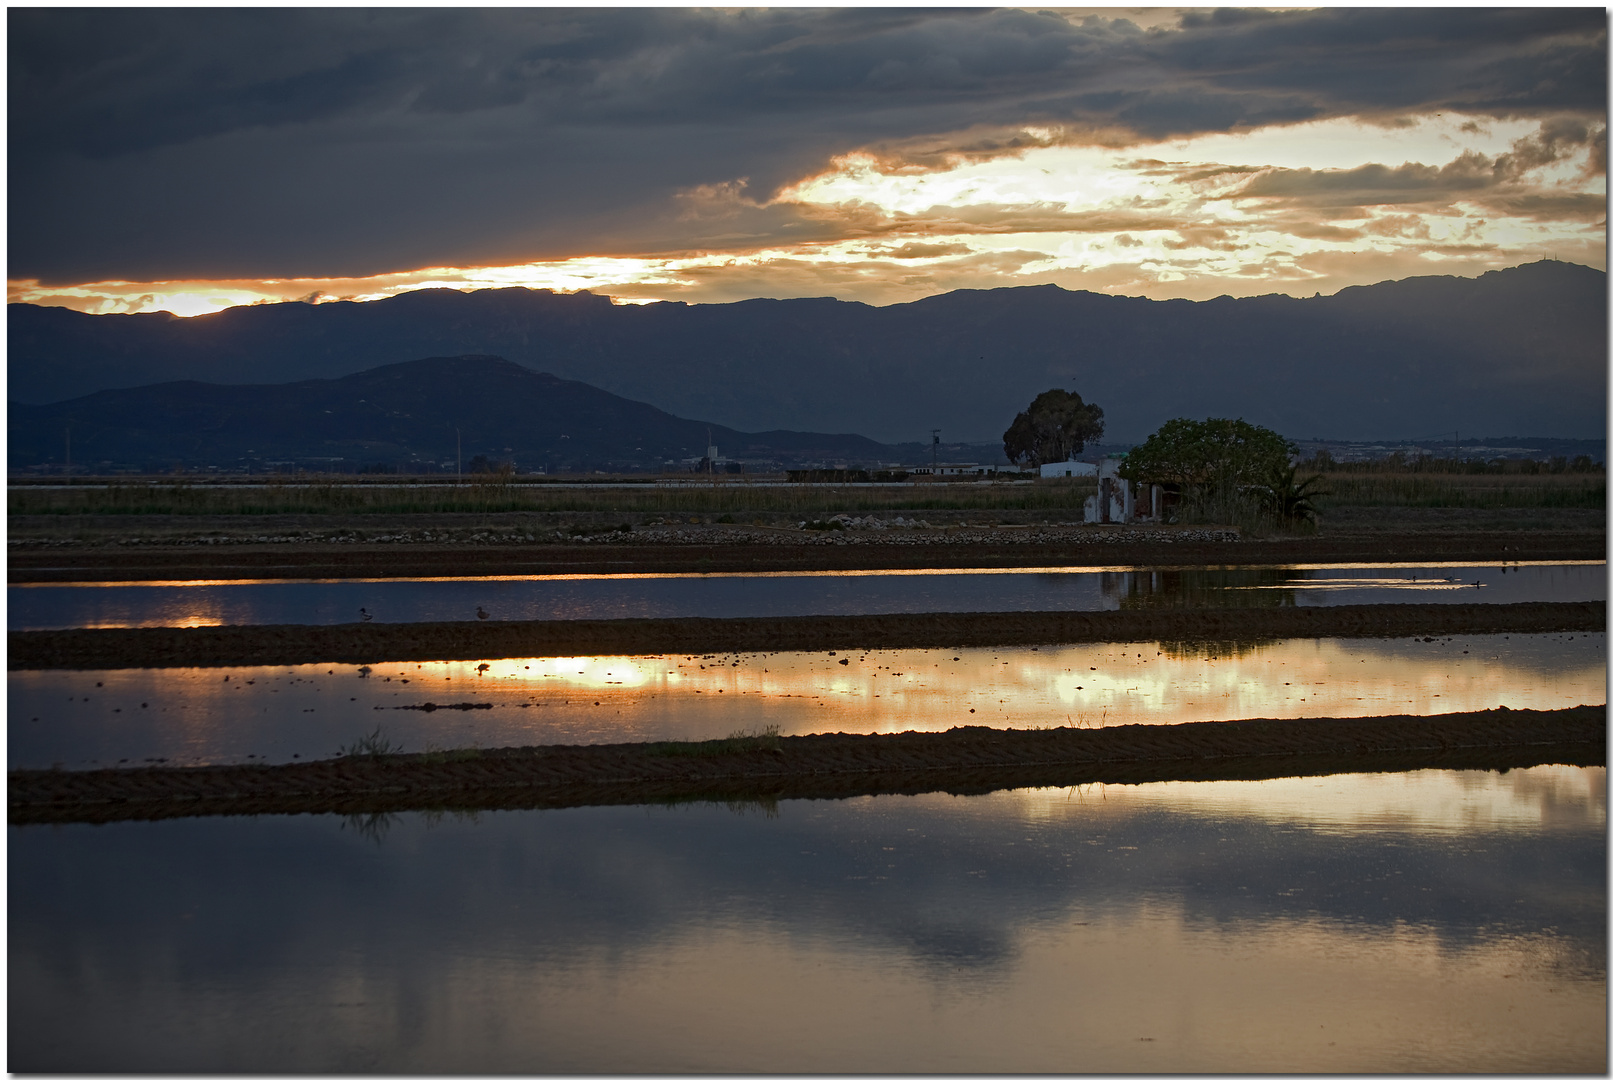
[64,426,71,478]
[456,427,462,483]
[931,429,940,474]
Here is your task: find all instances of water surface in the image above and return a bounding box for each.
[9,767,1603,1072]
[12,632,1603,769]
[9,562,1601,630]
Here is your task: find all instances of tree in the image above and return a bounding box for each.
[1250,461,1329,527]
[1118,417,1293,490]
[1002,389,1105,466]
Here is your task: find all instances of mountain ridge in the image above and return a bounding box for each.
[9,260,1605,443]
[7,354,900,473]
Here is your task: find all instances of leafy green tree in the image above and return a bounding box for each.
[1123,418,1329,530]
[1118,417,1292,490]
[1002,389,1105,466]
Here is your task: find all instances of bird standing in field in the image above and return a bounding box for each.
[477,606,490,620]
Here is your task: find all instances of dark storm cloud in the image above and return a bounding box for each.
[9,7,1606,283]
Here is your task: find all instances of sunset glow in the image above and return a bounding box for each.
[11,8,1605,319]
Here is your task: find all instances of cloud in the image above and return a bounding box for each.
[9,8,1605,286]
[865,242,976,260]
[1218,120,1608,216]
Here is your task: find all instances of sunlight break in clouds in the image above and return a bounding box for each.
[14,111,1603,318]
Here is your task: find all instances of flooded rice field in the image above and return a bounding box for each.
[9,632,1603,770]
[8,561,1603,631]
[10,768,1604,1073]
[11,555,1605,1071]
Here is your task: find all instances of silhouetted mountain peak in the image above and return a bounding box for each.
[8,261,1605,442]
[9,353,898,472]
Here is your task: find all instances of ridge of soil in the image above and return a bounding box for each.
[11,601,1604,671]
[11,706,1604,826]
[8,528,1604,582]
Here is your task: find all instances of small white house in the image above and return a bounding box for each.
[1083,457,1164,524]
[1039,459,1098,479]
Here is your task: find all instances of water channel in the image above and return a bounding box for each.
[10,767,1604,1072]
[9,562,1602,631]
[11,632,1604,769]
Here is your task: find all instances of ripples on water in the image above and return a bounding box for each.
[10,632,1604,769]
[9,768,1604,1072]
[8,562,1603,630]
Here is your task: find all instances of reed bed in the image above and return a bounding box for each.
[1312,472,1604,510]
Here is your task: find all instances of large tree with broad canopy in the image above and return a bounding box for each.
[1118,417,1293,489]
[1002,389,1105,466]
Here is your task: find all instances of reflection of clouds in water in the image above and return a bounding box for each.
[9,634,1605,769]
[1046,765,1608,834]
[10,769,1605,1073]
[1452,764,1609,831]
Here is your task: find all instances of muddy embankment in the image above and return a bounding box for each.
[7,528,1605,582]
[10,707,1604,826]
[11,601,1605,671]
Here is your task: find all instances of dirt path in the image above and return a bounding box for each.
[11,706,1602,826]
[10,600,1603,670]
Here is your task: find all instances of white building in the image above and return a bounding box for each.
[1039,459,1098,479]
[1083,457,1164,524]
[911,462,984,477]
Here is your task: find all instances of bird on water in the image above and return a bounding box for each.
[477,606,491,620]
[359,607,373,622]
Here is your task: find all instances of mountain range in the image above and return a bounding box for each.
[7,355,906,473]
[8,260,1606,445]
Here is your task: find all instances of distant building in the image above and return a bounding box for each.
[1039,459,1097,479]
[909,462,1027,478]
[688,443,742,474]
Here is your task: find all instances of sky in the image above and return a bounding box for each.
[8,6,1607,317]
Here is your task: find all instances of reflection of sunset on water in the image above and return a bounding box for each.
[403,634,1605,734]
[12,633,1602,770]
[1000,765,1606,836]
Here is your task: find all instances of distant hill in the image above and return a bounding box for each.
[7,355,900,473]
[8,260,1606,443]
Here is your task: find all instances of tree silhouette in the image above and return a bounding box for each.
[1119,417,1291,490]
[1002,389,1105,466]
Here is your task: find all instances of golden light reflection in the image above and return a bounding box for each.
[15,557,1600,593]
[438,865,1604,1073]
[1003,765,1607,834]
[21,635,1599,769]
[172,614,228,629]
[334,635,1605,738]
